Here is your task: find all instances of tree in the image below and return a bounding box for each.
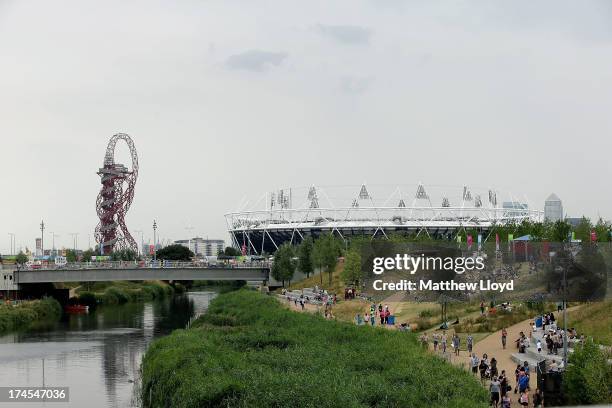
[82,248,96,261]
[16,251,28,265]
[551,220,572,242]
[110,249,137,261]
[65,249,78,262]
[271,243,296,287]
[573,217,593,243]
[563,340,612,405]
[311,234,342,285]
[222,246,241,257]
[594,218,611,242]
[340,250,362,286]
[297,237,314,277]
[155,244,194,261]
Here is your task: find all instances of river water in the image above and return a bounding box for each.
[0,291,216,407]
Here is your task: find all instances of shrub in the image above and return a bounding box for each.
[0,298,62,334]
[141,290,489,408]
[78,292,98,308]
[418,309,436,318]
[563,340,612,405]
[102,287,130,304]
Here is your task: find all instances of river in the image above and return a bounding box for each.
[0,290,217,407]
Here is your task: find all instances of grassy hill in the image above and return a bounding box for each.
[141,290,489,407]
[559,301,612,346]
[285,261,346,294]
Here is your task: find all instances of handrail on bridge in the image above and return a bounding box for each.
[19,260,271,271]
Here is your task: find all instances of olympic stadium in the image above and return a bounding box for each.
[225,184,544,254]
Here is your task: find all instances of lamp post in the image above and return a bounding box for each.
[50,232,59,257]
[40,220,45,257]
[153,220,157,261]
[71,233,79,251]
[134,230,143,256]
[563,243,569,369]
[185,226,194,255]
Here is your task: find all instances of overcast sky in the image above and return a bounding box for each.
[1,0,612,254]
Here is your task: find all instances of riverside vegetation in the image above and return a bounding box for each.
[76,281,180,307]
[141,290,489,408]
[0,297,62,334]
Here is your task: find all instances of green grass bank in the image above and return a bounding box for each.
[141,290,489,408]
[0,297,62,334]
[76,281,180,307]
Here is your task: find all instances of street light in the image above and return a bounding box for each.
[49,232,59,256]
[69,233,79,251]
[185,226,194,255]
[134,230,143,256]
[153,220,157,261]
[562,244,569,369]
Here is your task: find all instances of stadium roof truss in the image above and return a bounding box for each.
[225,184,543,254]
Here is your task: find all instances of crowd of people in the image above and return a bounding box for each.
[415,328,547,407]
[355,302,393,326]
[281,286,337,315]
[470,353,542,407]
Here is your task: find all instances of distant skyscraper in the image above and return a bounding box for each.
[544,193,563,222]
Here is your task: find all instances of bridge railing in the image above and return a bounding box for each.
[19,260,271,271]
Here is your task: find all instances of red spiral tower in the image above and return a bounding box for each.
[95,133,139,254]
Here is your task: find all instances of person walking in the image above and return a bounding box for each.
[467,333,473,353]
[501,393,511,408]
[532,388,543,408]
[433,333,439,352]
[519,390,529,406]
[518,371,529,396]
[441,331,447,353]
[452,334,460,356]
[501,327,508,349]
[490,357,498,378]
[489,376,501,408]
[470,353,479,375]
[479,356,488,384]
[499,370,508,398]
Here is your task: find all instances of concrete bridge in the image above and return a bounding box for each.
[7,261,270,285]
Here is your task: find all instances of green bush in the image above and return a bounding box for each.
[563,340,612,405]
[141,291,489,408]
[0,298,62,334]
[78,292,98,308]
[418,309,436,318]
[102,287,130,304]
[89,281,174,305]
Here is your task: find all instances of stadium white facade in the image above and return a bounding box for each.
[225,184,544,254]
